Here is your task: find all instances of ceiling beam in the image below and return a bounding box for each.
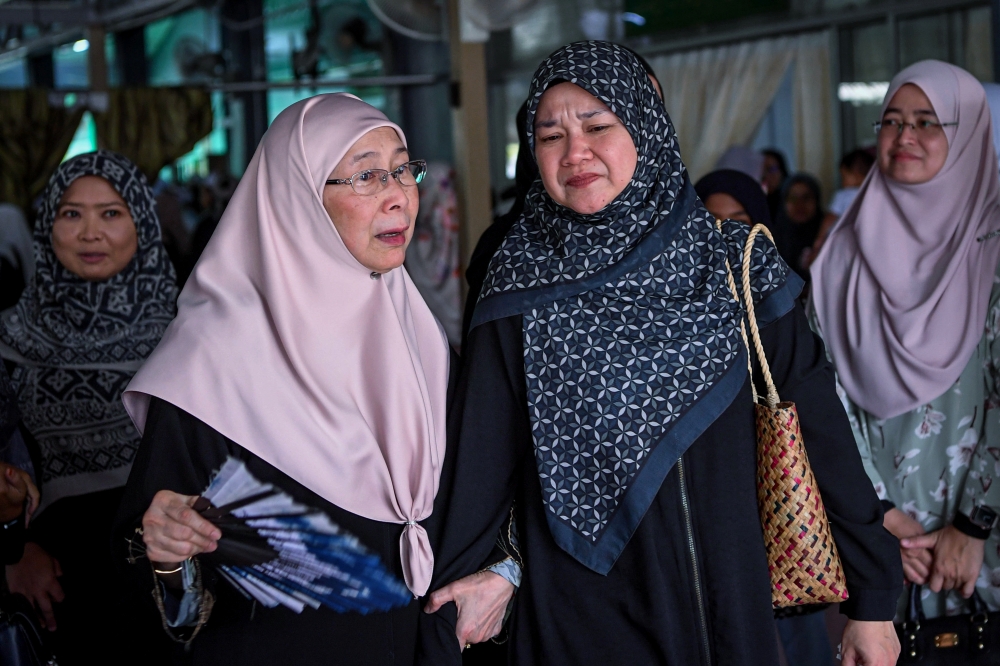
[0,2,95,26]
[633,0,989,57]
[0,0,196,64]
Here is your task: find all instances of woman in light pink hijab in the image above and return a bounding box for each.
[811,61,1000,621]
[108,94,509,665]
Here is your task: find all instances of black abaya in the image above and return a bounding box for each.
[420,304,903,666]
[113,397,458,666]
[28,486,171,666]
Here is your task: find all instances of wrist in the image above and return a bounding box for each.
[152,559,190,589]
[153,561,185,573]
[0,510,23,530]
[953,511,992,540]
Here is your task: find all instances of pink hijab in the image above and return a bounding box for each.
[812,61,1000,419]
[123,94,449,597]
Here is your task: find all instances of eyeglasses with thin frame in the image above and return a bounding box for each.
[325,160,427,196]
[872,119,957,137]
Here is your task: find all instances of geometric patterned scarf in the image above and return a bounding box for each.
[472,41,801,573]
[0,151,177,512]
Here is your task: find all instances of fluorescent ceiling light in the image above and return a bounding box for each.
[838,81,889,106]
[621,12,646,26]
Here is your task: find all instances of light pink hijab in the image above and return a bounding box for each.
[123,94,449,597]
[811,61,1000,419]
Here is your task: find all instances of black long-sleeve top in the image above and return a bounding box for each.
[420,303,903,666]
[114,398,448,666]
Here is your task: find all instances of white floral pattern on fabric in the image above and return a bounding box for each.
[811,262,1000,618]
[915,406,946,439]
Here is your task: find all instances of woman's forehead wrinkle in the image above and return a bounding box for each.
[350,151,379,165]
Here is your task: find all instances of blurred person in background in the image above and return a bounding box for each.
[405,162,462,345]
[695,167,770,227]
[828,149,875,220]
[0,204,34,311]
[463,101,535,349]
[152,180,192,287]
[715,145,764,181]
[1,151,178,665]
[773,173,824,278]
[761,148,789,219]
[811,60,1000,621]
[811,149,876,261]
[187,169,237,271]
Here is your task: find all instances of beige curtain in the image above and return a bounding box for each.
[650,39,794,180]
[650,31,836,196]
[791,32,836,202]
[0,90,85,212]
[93,87,214,182]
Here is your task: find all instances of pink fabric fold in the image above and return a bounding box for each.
[811,61,1000,419]
[400,522,433,597]
[123,93,449,597]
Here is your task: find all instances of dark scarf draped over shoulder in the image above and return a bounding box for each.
[0,151,177,512]
[470,41,803,574]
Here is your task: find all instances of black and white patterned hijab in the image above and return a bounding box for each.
[472,41,803,574]
[0,151,177,513]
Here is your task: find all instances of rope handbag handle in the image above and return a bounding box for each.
[740,224,781,408]
[713,219,759,404]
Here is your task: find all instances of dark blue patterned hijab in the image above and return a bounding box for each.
[472,41,802,574]
[0,151,177,512]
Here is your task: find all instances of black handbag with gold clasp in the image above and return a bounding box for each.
[897,584,999,664]
[0,594,57,666]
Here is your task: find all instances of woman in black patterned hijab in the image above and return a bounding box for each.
[1,150,176,664]
[419,42,902,666]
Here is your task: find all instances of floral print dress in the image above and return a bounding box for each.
[811,271,1000,619]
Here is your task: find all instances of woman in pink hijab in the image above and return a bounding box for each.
[110,94,514,665]
[811,61,1000,620]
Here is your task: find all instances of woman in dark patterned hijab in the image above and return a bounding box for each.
[419,42,902,666]
[1,150,176,664]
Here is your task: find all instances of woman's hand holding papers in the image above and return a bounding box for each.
[143,490,221,569]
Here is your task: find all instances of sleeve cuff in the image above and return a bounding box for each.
[159,559,202,627]
[953,511,992,540]
[838,586,904,621]
[485,557,522,588]
[880,499,895,513]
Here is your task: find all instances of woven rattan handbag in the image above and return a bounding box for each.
[719,221,849,608]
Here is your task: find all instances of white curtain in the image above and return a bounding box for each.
[650,31,835,196]
[791,32,836,200]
